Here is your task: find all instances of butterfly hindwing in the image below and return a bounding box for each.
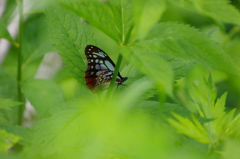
[84,45,128,93]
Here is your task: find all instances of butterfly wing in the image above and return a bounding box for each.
[84,45,127,92]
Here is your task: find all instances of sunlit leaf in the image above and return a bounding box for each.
[0,129,20,154]
[0,124,33,146]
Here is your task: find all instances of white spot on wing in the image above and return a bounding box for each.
[95,64,100,70]
[93,52,105,58]
[100,64,107,70]
[105,61,114,71]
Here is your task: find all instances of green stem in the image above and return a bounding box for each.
[17,0,24,125]
[105,54,123,101]
[158,85,167,114]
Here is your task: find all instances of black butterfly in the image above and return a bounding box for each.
[84,45,128,93]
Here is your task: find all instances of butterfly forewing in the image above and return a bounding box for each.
[84,45,128,93]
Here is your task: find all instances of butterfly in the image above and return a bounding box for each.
[84,45,128,93]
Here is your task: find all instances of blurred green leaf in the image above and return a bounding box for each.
[0,99,21,110]
[227,113,240,138]
[45,3,96,85]
[24,96,181,159]
[21,14,55,70]
[0,129,20,154]
[112,77,154,111]
[129,22,240,76]
[58,0,128,44]
[0,124,33,147]
[24,98,96,158]
[0,99,21,125]
[223,139,240,159]
[132,0,166,39]
[168,113,211,144]
[108,0,133,44]
[0,69,18,124]
[21,79,65,118]
[0,20,18,47]
[170,0,240,26]
[121,46,173,95]
[164,56,195,80]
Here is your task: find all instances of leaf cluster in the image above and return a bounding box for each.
[1,0,240,159]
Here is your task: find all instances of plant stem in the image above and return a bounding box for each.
[17,0,24,125]
[105,54,123,101]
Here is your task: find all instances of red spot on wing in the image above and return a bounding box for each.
[85,71,96,92]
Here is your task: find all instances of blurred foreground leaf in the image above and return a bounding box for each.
[121,47,173,95]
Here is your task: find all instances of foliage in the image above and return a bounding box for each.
[1,0,240,159]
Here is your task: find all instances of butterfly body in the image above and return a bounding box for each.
[84,45,128,93]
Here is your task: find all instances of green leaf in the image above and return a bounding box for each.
[227,114,240,137]
[108,0,133,44]
[0,69,18,124]
[0,99,21,110]
[25,96,177,159]
[0,99,21,125]
[0,124,33,146]
[132,0,166,39]
[112,77,154,111]
[121,46,174,95]
[168,113,210,144]
[0,20,18,47]
[25,98,96,158]
[212,92,227,124]
[163,56,195,80]
[223,139,240,159]
[21,79,65,118]
[58,0,122,44]
[170,0,240,26]
[0,129,20,154]
[130,22,240,76]
[45,3,96,84]
[21,15,55,70]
